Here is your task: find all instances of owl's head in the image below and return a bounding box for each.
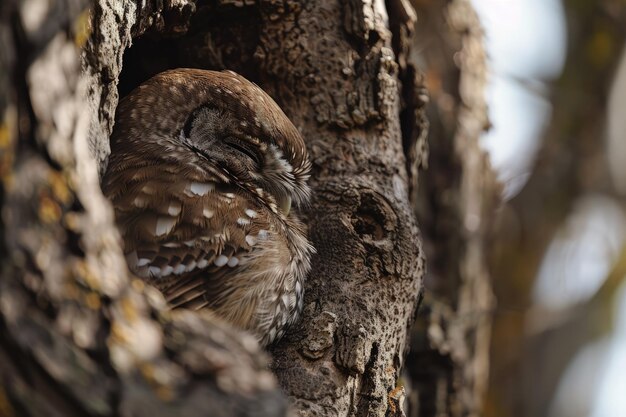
[112,69,311,215]
[179,99,311,215]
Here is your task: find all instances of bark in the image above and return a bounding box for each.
[242,2,423,415]
[0,0,426,416]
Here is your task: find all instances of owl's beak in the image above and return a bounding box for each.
[278,195,292,216]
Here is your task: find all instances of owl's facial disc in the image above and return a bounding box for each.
[180,106,309,214]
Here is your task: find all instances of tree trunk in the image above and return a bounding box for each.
[0,0,429,416]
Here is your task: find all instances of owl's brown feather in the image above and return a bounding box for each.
[102,69,313,346]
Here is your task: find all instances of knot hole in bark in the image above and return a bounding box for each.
[350,190,396,245]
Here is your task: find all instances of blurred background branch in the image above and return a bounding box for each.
[405,0,626,416]
[469,1,626,416]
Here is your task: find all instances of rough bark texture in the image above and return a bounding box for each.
[404,1,498,416]
[251,2,423,415]
[1,0,426,416]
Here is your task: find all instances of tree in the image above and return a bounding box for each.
[0,0,496,416]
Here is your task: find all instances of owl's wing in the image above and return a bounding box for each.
[103,162,272,311]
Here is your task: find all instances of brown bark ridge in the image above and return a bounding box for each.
[405,0,499,416]
[0,1,287,416]
[1,0,425,416]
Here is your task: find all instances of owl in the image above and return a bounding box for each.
[102,69,314,346]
